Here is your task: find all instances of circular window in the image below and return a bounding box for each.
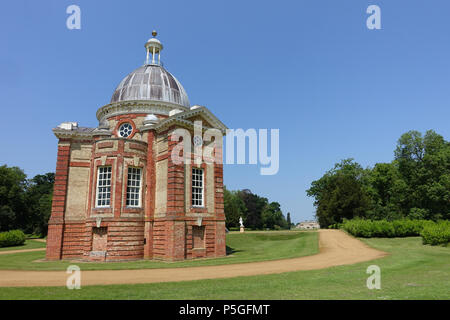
[118,123,133,138]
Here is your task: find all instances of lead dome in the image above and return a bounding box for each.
[110,65,190,107]
[110,31,190,108]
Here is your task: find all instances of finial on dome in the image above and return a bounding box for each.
[145,31,163,66]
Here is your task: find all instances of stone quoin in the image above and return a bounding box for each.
[46,31,228,262]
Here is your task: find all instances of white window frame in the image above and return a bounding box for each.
[118,123,133,138]
[96,166,112,208]
[191,167,204,207]
[126,167,142,207]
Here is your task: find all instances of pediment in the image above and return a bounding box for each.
[152,106,228,134]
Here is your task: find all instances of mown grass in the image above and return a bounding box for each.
[0,231,318,271]
[0,236,448,300]
[0,239,46,252]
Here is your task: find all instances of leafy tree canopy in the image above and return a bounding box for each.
[0,165,54,235]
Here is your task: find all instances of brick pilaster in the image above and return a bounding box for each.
[214,144,226,257]
[215,221,226,257]
[214,162,225,219]
[113,140,125,218]
[144,130,156,259]
[46,141,71,260]
[167,128,186,218]
[145,130,156,219]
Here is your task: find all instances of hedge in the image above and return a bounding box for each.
[328,223,342,229]
[340,218,449,246]
[421,220,450,246]
[0,230,26,248]
[341,219,424,237]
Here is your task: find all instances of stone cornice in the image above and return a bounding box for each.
[140,107,228,134]
[96,100,190,122]
[52,128,111,140]
[53,129,93,140]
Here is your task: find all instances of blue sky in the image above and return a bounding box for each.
[1,0,449,223]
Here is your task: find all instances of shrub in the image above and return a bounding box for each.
[342,219,435,238]
[421,221,450,246]
[0,230,26,247]
[372,220,395,237]
[342,219,374,237]
[392,219,430,237]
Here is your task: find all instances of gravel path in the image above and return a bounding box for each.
[0,248,46,255]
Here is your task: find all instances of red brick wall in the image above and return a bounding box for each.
[105,220,144,261]
[183,219,225,260]
[61,222,86,259]
[215,221,226,257]
[152,220,167,259]
[92,227,108,251]
[192,226,205,249]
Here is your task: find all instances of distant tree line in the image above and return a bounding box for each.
[224,188,294,230]
[0,166,54,236]
[307,130,450,228]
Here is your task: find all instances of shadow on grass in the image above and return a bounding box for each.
[226,246,242,255]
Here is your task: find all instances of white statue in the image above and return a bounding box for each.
[239,217,244,227]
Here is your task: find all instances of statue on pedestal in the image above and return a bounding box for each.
[239,217,244,233]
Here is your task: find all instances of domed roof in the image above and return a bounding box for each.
[110,64,190,107]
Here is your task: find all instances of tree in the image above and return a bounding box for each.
[307,159,372,228]
[261,201,287,229]
[25,173,55,236]
[236,190,268,229]
[286,212,292,229]
[224,186,247,228]
[0,166,27,232]
[394,130,450,219]
[0,166,54,235]
[366,162,405,220]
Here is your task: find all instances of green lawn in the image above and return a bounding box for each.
[1,235,448,299]
[0,239,46,252]
[0,231,318,271]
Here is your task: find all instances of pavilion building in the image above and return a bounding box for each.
[46,32,227,261]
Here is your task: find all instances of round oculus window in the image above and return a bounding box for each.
[118,123,133,138]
